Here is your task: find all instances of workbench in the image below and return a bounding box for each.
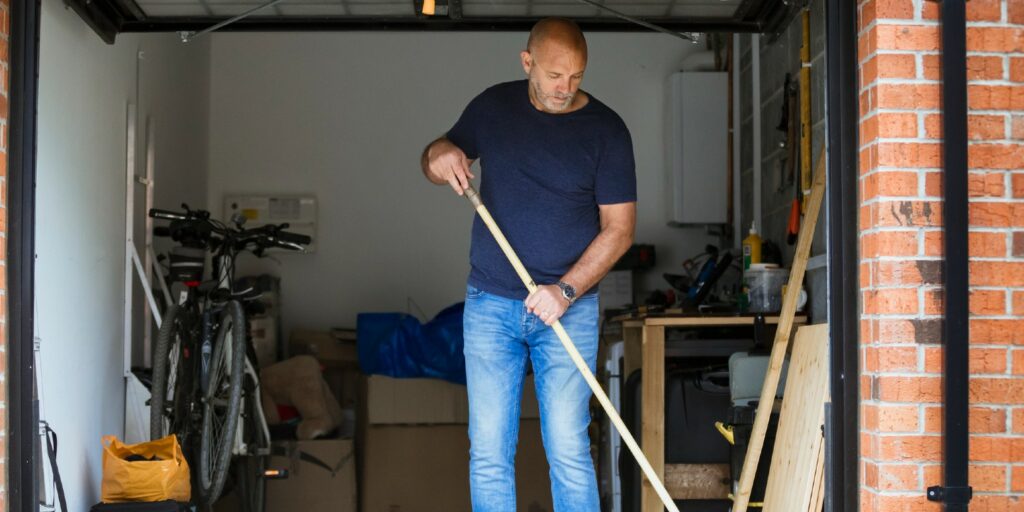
[615,312,807,512]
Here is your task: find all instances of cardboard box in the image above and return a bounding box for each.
[249,315,278,369]
[266,438,357,512]
[366,374,539,425]
[361,420,552,512]
[290,329,358,367]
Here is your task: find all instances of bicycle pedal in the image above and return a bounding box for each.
[263,468,289,480]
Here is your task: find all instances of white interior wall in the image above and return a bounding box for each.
[207,32,719,332]
[36,0,210,507]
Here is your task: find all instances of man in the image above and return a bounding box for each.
[420,18,636,511]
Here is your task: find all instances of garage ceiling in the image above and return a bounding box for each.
[68,0,797,44]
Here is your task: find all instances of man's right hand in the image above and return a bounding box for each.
[424,138,475,196]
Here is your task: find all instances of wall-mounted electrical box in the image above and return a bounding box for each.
[224,195,317,253]
[667,71,729,225]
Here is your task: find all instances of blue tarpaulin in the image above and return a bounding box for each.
[356,302,466,385]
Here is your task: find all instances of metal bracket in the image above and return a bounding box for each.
[179,0,287,42]
[927,486,973,505]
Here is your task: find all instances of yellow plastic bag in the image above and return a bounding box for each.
[100,434,191,503]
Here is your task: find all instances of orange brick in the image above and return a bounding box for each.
[972,347,1009,374]
[877,53,916,80]
[876,346,919,373]
[879,435,942,462]
[878,142,941,168]
[876,112,918,138]
[1015,350,1024,376]
[874,0,914,19]
[863,402,880,431]
[971,378,1024,405]
[968,85,1024,110]
[969,115,1009,140]
[968,56,1006,81]
[878,375,942,402]
[874,260,942,287]
[877,404,921,432]
[875,494,942,512]
[970,494,1024,512]
[971,289,1008,315]
[924,289,943,315]
[864,288,919,314]
[861,114,879,143]
[878,464,920,491]
[1012,0,1024,24]
[923,113,941,139]
[875,200,942,227]
[877,83,941,109]
[1012,58,1024,83]
[966,0,1003,22]
[876,318,939,344]
[970,464,1008,492]
[863,460,879,490]
[1014,291,1024,316]
[1013,173,1024,198]
[864,231,919,257]
[923,54,940,81]
[970,261,1024,286]
[969,172,1007,197]
[920,0,938,20]
[969,407,1008,434]
[1014,116,1024,140]
[1013,466,1024,492]
[860,0,877,31]
[924,172,941,197]
[860,25,878,62]
[867,170,918,200]
[970,203,1024,228]
[970,144,1024,170]
[1015,409,1024,434]
[970,231,1008,257]
[878,25,941,51]
[968,27,1024,53]
[971,435,1024,462]
[972,319,1024,345]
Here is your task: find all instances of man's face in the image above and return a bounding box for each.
[521,43,587,113]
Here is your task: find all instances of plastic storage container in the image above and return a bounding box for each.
[744,264,789,313]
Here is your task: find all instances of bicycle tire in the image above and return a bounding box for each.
[151,304,190,442]
[236,362,267,512]
[198,300,246,506]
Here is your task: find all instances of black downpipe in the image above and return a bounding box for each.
[926,0,972,510]
[825,0,860,511]
[9,0,42,511]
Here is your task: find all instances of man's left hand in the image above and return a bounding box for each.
[526,284,570,326]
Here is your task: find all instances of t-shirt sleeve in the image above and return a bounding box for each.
[445,91,487,160]
[595,120,637,205]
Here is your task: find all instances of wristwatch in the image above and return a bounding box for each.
[557,280,577,305]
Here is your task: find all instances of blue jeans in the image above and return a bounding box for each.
[463,284,600,512]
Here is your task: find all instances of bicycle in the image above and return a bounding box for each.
[148,204,311,509]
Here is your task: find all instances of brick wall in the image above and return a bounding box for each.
[858,0,1024,510]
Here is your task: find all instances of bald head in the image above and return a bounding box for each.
[521,18,589,113]
[526,18,588,60]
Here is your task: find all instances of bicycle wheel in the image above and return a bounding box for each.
[236,362,267,512]
[198,300,246,505]
[151,304,193,443]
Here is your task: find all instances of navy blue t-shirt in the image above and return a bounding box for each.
[446,80,637,300]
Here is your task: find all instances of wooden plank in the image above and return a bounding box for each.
[762,324,830,512]
[808,440,826,512]
[664,464,730,500]
[732,151,827,512]
[641,325,665,512]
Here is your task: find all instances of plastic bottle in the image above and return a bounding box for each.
[742,222,762,270]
